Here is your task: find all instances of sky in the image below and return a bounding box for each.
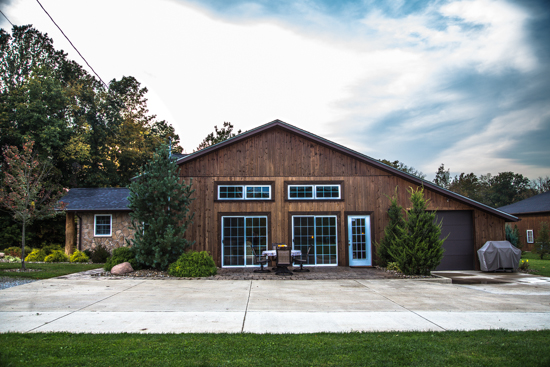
[1,0,549,180]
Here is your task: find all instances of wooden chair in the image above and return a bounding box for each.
[293,244,313,272]
[275,246,293,276]
[250,246,270,273]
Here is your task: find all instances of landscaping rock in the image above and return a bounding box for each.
[0,252,4,258]
[110,262,134,275]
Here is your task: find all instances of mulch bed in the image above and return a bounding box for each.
[91,266,438,280]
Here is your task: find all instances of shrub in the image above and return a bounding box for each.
[42,244,63,256]
[519,259,529,271]
[5,255,21,263]
[386,262,401,272]
[90,245,110,263]
[4,246,21,258]
[44,250,69,263]
[70,250,90,263]
[168,251,217,278]
[25,248,47,262]
[104,247,139,272]
[83,249,93,258]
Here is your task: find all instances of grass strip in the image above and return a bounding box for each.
[0,330,549,367]
[0,263,103,280]
[521,252,550,277]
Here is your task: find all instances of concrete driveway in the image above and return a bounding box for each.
[1,275,550,333]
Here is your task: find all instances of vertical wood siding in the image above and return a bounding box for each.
[506,213,550,251]
[178,127,507,269]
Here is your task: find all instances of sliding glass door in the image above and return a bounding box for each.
[292,215,337,266]
[221,216,268,267]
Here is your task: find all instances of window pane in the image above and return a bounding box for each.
[95,215,111,235]
[316,185,340,198]
[315,216,337,265]
[289,186,313,199]
[219,186,244,199]
[223,216,268,267]
[245,186,271,199]
[293,216,315,264]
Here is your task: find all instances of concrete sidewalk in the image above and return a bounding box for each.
[1,277,550,333]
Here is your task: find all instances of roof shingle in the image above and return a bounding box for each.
[60,188,131,211]
[498,191,550,215]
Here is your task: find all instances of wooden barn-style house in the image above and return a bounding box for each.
[63,120,518,270]
[499,191,550,251]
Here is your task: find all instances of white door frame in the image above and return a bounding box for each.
[347,215,372,266]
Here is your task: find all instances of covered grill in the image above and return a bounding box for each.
[477,241,521,272]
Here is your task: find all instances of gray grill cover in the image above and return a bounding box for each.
[477,241,521,271]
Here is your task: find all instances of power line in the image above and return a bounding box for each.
[0,9,14,27]
[35,0,108,88]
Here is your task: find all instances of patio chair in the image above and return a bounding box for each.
[250,246,270,273]
[275,246,293,276]
[293,244,313,272]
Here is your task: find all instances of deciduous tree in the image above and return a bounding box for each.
[196,122,241,151]
[0,141,66,270]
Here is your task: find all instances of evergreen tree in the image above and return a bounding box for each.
[534,222,550,260]
[127,145,195,270]
[388,187,446,275]
[505,224,521,250]
[195,122,241,151]
[375,189,405,267]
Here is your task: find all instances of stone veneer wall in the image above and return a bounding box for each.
[77,212,135,253]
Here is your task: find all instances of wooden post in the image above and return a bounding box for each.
[65,212,76,256]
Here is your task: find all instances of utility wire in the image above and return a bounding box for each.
[35,0,108,88]
[0,9,14,27]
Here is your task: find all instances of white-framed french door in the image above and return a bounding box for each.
[347,215,372,266]
[221,216,268,267]
[291,215,338,266]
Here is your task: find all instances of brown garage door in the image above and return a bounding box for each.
[435,211,475,270]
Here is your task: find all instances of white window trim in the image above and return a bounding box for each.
[527,230,534,244]
[288,184,341,200]
[221,216,269,268]
[291,215,338,266]
[94,214,112,237]
[218,185,271,200]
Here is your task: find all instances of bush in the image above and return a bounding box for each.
[90,245,110,263]
[4,246,21,258]
[534,222,550,260]
[41,244,63,256]
[70,250,90,263]
[25,248,47,262]
[505,224,521,250]
[83,249,92,258]
[519,259,530,271]
[386,262,401,272]
[44,250,69,263]
[5,255,21,263]
[104,247,139,272]
[168,251,217,278]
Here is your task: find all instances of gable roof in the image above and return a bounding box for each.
[176,119,518,222]
[498,191,550,215]
[61,188,131,211]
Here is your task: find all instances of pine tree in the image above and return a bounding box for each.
[375,188,405,267]
[388,187,446,275]
[127,144,195,270]
[505,224,521,250]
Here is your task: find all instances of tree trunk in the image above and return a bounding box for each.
[65,212,76,256]
[21,219,26,271]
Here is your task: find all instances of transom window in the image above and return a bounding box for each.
[292,215,338,265]
[218,185,271,200]
[94,214,112,237]
[221,216,268,267]
[288,184,341,200]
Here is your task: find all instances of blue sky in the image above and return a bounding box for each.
[1,0,549,180]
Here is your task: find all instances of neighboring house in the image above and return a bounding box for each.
[63,119,517,270]
[61,188,133,254]
[498,191,550,251]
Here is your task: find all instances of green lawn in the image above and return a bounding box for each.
[521,251,550,277]
[0,262,103,280]
[0,331,549,366]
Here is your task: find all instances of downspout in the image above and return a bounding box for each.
[76,212,83,251]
